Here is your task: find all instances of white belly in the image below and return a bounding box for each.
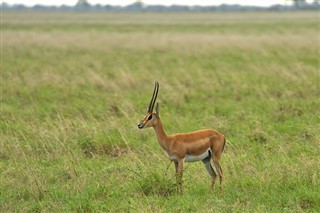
[170,149,211,162]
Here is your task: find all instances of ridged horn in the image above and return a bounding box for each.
[148,81,159,113]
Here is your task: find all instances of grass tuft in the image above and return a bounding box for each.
[78,134,129,158]
[131,165,177,197]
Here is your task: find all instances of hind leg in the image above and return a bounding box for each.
[203,162,217,191]
[212,157,223,193]
[202,154,217,191]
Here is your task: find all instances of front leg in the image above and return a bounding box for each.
[176,158,184,194]
[174,161,178,174]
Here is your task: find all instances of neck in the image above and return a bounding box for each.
[153,118,170,151]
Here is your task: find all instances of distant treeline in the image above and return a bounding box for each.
[2,1,320,11]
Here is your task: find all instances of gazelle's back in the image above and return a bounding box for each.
[171,129,223,143]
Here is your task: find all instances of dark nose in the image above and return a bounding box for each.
[138,124,143,129]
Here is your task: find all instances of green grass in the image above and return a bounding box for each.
[1,11,320,212]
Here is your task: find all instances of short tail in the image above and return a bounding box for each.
[222,137,227,152]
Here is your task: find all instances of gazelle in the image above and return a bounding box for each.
[138,82,226,193]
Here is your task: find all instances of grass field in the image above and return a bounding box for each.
[1,11,320,212]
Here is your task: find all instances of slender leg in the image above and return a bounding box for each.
[203,162,217,191]
[174,161,178,174]
[176,159,184,194]
[212,158,223,193]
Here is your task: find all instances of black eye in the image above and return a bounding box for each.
[147,115,153,120]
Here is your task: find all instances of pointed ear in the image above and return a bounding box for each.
[155,102,159,115]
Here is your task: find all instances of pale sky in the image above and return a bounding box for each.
[6,0,300,7]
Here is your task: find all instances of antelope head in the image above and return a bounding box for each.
[138,81,160,129]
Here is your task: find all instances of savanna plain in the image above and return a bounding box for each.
[1,11,320,212]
